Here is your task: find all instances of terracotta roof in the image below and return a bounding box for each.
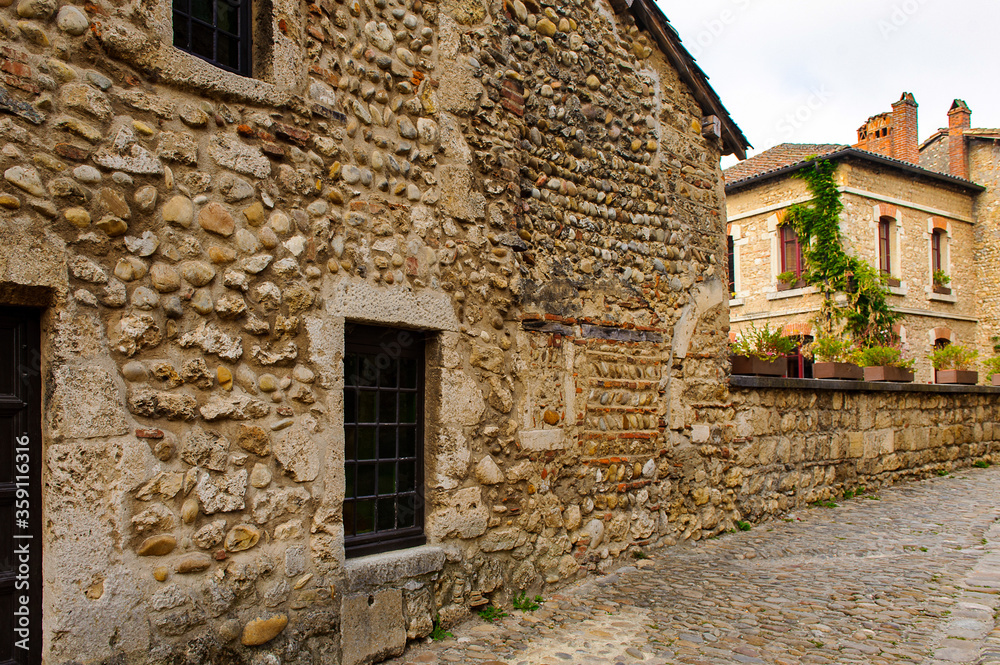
[723,144,983,193]
[723,144,847,184]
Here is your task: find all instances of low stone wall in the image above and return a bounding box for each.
[689,377,1000,524]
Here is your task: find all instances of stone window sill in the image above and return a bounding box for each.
[765,286,817,301]
[729,298,744,307]
[344,545,446,593]
[928,291,958,303]
[887,284,908,296]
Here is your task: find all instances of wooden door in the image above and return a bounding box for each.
[0,309,41,665]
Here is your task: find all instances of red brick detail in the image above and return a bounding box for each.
[781,322,812,337]
[135,428,164,439]
[878,203,898,219]
[261,142,286,159]
[890,93,919,165]
[774,209,787,225]
[931,327,953,342]
[1,47,28,63]
[54,143,89,161]
[931,216,949,232]
[273,123,311,145]
[1,59,31,78]
[3,74,38,94]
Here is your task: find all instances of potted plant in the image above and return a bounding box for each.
[804,335,862,380]
[730,322,797,376]
[776,270,804,292]
[932,269,952,295]
[852,344,915,382]
[929,344,978,384]
[985,356,1000,387]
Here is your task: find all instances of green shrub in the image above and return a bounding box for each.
[730,322,798,360]
[984,356,1000,380]
[932,269,951,286]
[478,605,508,623]
[850,344,915,369]
[777,270,798,285]
[513,592,543,612]
[804,335,855,363]
[928,344,978,371]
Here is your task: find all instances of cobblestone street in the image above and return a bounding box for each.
[387,467,1000,665]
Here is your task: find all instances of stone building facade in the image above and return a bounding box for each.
[724,94,996,383]
[0,0,751,663]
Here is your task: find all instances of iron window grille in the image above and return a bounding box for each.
[173,0,252,77]
[343,324,425,557]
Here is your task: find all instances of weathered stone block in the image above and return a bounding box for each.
[341,589,406,665]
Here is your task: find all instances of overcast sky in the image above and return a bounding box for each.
[657,0,1000,168]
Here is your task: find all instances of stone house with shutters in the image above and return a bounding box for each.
[0,0,749,663]
[724,93,1000,384]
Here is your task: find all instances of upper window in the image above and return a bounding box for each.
[780,225,804,278]
[878,218,892,275]
[931,229,944,273]
[343,324,425,558]
[173,0,252,77]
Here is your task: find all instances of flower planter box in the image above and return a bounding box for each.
[992,374,1000,387]
[936,370,978,385]
[932,284,952,295]
[776,279,806,292]
[730,355,785,377]
[863,366,914,382]
[813,362,863,381]
[885,277,901,288]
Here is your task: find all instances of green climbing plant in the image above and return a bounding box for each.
[784,159,900,346]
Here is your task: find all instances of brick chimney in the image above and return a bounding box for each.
[890,92,919,164]
[948,99,971,179]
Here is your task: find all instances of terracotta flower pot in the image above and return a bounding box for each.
[813,362,863,381]
[863,366,914,382]
[730,355,785,377]
[936,370,978,385]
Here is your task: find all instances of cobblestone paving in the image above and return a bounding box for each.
[387,468,1000,665]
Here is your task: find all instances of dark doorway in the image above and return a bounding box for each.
[0,309,42,665]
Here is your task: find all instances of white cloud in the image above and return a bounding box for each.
[656,0,1000,167]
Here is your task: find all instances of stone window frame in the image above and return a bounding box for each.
[926,217,956,303]
[870,204,904,290]
[106,0,306,104]
[726,222,747,306]
[764,210,817,301]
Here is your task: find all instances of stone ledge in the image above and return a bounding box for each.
[344,545,446,592]
[730,375,1000,394]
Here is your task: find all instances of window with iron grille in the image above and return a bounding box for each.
[343,324,425,557]
[173,0,252,77]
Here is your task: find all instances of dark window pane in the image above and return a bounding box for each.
[398,460,416,492]
[345,464,355,498]
[358,391,376,422]
[356,464,376,496]
[397,496,416,528]
[191,22,215,59]
[345,354,358,386]
[377,497,396,531]
[379,391,397,423]
[216,31,239,69]
[216,0,239,31]
[400,357,418,389]
[358,356,378,386]
[173,12,190,47]
[379,358,398,388]
[378,463,396,495]
[191,0,212,22]
[174,0,190,12]
[357,427,376,460]
[378,427,396,458]
[399,427,416,457]
[355,499,375,534]
[345,427,357,461]
[343,501,355,535]
[344,389,357,423]
[400,393,417,423]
